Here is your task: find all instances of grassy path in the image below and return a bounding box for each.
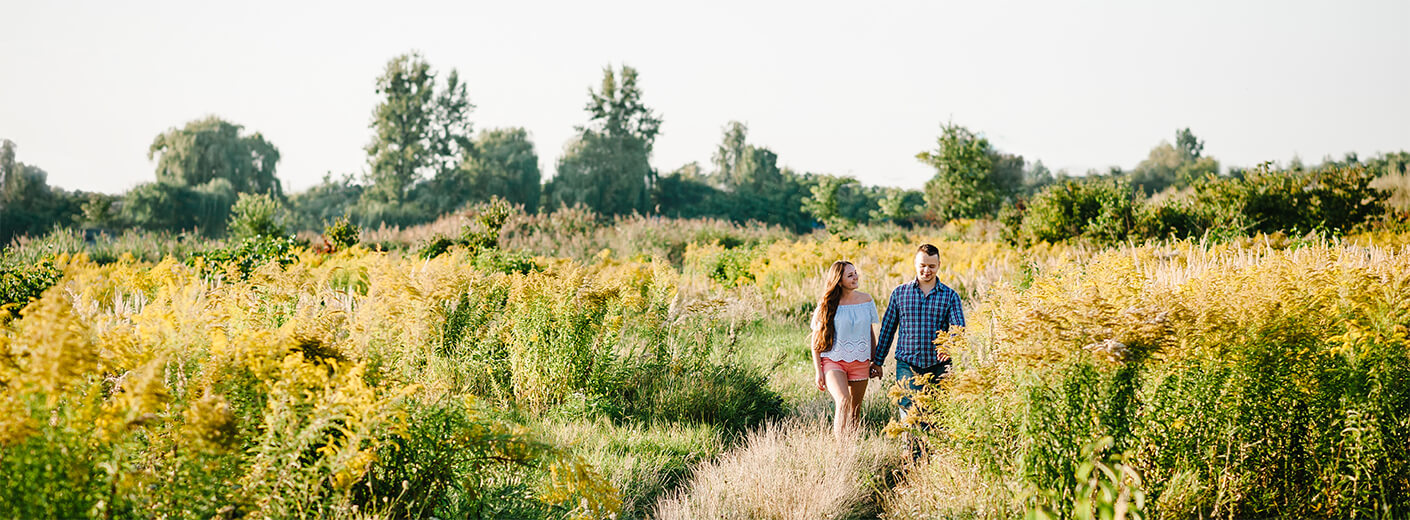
[650,320,908,519]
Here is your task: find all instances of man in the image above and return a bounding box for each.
[870,243,965,425]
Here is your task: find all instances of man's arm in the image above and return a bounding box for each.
[946,288,966,329]
[873,291,901,366]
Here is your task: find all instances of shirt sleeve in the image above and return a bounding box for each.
[870,301,880,324]
[946,288,966,329]
[873,290,901,365]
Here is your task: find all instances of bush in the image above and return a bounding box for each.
[895,245,1410,518]
[1193,164,1388,235]
[227,192,288,240]
[188,235,300,278]
[1017,178,1140,246]
[322,215,360,251]
[0,258,61,319]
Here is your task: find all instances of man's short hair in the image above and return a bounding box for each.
[917,244,940,257]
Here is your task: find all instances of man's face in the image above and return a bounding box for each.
[914,252,939,283]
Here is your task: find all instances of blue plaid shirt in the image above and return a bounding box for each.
[873,279,965,369]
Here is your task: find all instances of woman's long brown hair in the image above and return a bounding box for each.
[811,261,853,354]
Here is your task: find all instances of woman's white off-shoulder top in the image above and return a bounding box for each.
[815,301,880,363]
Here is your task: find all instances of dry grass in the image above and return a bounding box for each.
[1371,169,1410,213]
[653,414,903,520]
[880,447,1018,520]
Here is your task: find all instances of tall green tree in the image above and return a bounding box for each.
[918,124,999,221]
[803,175,860,231]
[364,53,436,205]
[0,140,86,242]
[1130,128,1219,195]
[148,116,281,195]
[545,65,661,215]
[712,121,750,187]
[430,69,475,186]
[459,128,541,212]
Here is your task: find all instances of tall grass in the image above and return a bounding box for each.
[884,241,1410,518]
[654,415,903,520]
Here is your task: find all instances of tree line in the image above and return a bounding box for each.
[2,52,1407,246]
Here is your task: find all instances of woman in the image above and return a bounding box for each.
[811,260,880,439]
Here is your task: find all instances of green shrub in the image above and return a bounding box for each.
[0,258,61,318]
[188,235,300,278]
[227,192,288,240]
[1017,178,1140,246]
[1193,164,1388,235]
[322,215,360,251]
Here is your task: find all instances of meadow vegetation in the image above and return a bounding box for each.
[2,200,1408,518]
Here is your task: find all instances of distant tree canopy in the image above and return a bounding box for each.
[459,128,540,213]
[1129,128,1219,195]
[364,52,473,206]
[5,57,1406,247]
[148,116,281,195]
[1,139,86,243]
[546,65,660,215]
[919,124,1029,221]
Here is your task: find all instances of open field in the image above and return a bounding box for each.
[2,224,1408,519]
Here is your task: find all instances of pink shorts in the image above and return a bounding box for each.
[821,359,871,382]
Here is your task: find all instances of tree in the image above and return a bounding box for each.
[1176,127,1204,159]
[364,53,436,204]
[803,175,860,231]
[870,188,924,225]
[148,116,281,195]
[545,65,660,215]
[1,140,86,243]
[548,131,652,215]
[1130,128,1219,195]
[459,128,541,212]
[429,69,475,186]
[712,121,750,187]
[918,124,999,221]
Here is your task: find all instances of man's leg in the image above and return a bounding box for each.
[894,359,918,423]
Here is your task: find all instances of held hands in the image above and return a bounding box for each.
[868,363,882,379]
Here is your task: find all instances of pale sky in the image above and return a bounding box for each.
[2,0,1407,195]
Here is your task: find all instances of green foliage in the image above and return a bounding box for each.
[227,192,289,240]
[188,235,300,278]
[364,53,436,205]
[545,65,660,216]
[323,215,360,251]
[1130,129,1219,195]
[651,125,817,232]
[919,123,1001,220]
[120,180,236,234]
[690,244,759,287]
[148,116,282,195]
[3,227,217,266]
[473,248,540,275]
[1194,163,1388,235]
[0,258,61,319]
[0,140,87,244]
[1017,177,1140,246]
[453,127,541,213]
[870,187,924,225]
[803,175,859,232]
[289,173,363,231]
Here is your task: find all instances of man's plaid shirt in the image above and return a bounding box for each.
[872,279,965,369]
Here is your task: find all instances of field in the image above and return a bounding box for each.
[2,219,1408,519]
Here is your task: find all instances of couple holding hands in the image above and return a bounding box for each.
[809,244,965,439]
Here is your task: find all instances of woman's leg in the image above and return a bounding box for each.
[824,369,853,439]
[847,379,868,428]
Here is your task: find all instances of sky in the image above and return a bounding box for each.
[1,0,1407,195]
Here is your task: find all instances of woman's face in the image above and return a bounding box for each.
[841,264,860,290]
